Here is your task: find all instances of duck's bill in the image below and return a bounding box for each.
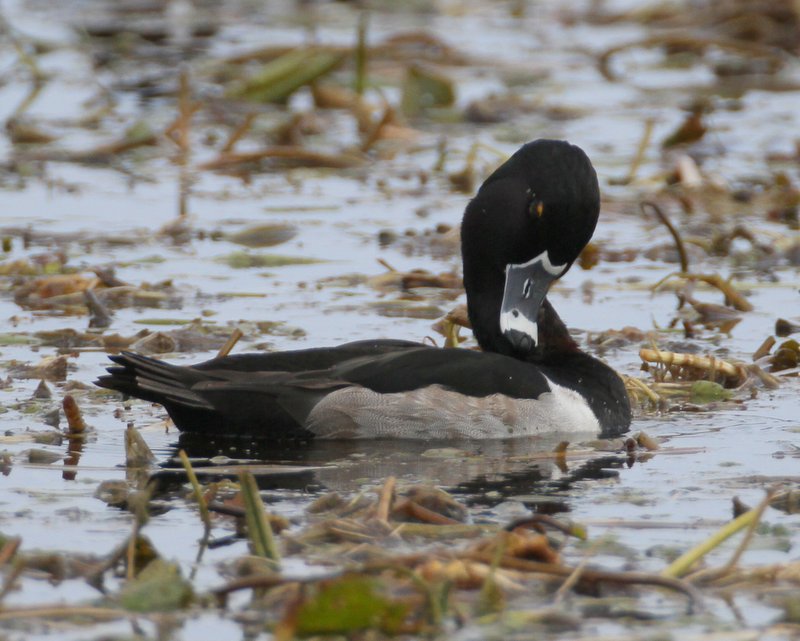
[500,253,566,352]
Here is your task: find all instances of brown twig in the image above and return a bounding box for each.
[221,113,257,154]
[470,552,703,613]
[207,501,246,518]
[126,529,138,581]
[642,201,689,274]
[0,537,20,567]
[752,336,775,361]
[553,536,607,605]
[504,514,582,538]
[199,146,365,171]
[598,34,786,82]
[375,476,396,525]
[0,605,127,622]
[377,257,398,272]
[84,288,112,328]
[0,561,25,604]
[685,488,778,585]
[692,274,753,312]
[651,272,753,312]
[216,328,243,358]
[62,394,87,434]
[392,500,461,526]
[610,118,654,185]
[211,572,295,598]
[745,363,780,389]
[361,103,395,152]
[164,69,201,151]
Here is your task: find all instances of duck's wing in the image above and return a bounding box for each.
[189,347,556,438]
[97,339,423,399]
[330,347,552,397]
[95,339,424,438]
[190,339,424,374]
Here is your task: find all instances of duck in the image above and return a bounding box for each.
[96,139,632,440]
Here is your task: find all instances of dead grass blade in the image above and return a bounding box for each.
[374,476,396,525]
[216,328,243,358]
[199,146,365,171]
[642,201,689,273]
[469,552,703,613]
[662,489,776,580]
[239,471,281,565]
[598,34,786,81]
[227,48,345,103]
[0,605,127,622]
[179,450,211,537]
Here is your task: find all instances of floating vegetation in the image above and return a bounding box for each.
[401,64,456,117]
[590,0,800,55]
[640,348,745,386]
[10,272,173,315]
[226,223,298,249]
[597,33,788,82]
[118,558,194,612]
[768,339,799,374]
[199,146,367,173]
[226,48,346,103]
[367,265,461,293]
[367,299,444,320]
[4,457,798,638]
[220,251,323,269]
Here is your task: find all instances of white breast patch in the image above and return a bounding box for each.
[305,377,601,440]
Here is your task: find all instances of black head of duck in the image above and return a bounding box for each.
[461,139,599,359]
[97,139,631,440]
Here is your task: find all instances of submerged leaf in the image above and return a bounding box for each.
[118,559,194,612]
[290,575,408,636]
[129,331,177,355]
[26,448,62,464]
[125,425,156,468]
[221,251,321,269]
[7,118,58,145]
[14,274,94,308]
[0,333,40,346]
[770,339,799,372]
[227,224,298,248]
[228,48,345,103]
[401,64,455,117]
[662,106,707,148]
[690,380,733,403]
[9,355,69,381]
[776,318,800,337]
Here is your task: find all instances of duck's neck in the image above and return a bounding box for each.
[522,298,581,363]
[470,296,580,362]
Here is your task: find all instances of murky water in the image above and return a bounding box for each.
[1,0,799,639]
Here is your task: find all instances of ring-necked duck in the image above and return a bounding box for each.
[97,139,631,440]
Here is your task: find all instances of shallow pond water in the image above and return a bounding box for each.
[1,0,799,639]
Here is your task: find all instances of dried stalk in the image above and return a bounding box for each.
[661,493,774,580]
[640,348,746,384]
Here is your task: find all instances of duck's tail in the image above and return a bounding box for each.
[96,351,214,410]
[96,351,312,438]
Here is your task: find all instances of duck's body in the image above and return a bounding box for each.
[97,140,632,440]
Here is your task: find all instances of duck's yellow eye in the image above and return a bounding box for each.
[529,200,544,218]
